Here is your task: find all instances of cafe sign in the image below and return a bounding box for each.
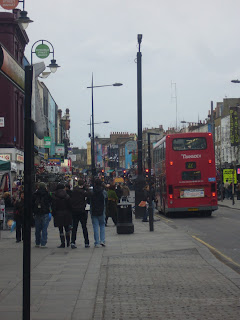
[0,0,19,10]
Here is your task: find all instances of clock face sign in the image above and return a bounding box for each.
[0,0,19,10]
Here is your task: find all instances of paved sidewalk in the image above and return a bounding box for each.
[0,211,240,319]
[218,197,240,210]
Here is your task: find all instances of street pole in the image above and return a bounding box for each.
[91,74,96,178]
[147,133,153,231]
[135,34,145,219]
[23,65,33,320]
[147,132,160,231]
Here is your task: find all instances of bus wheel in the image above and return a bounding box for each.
[205,211,212,217]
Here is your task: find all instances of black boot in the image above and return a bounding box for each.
[66,233,70,247]
[58,235,65,248]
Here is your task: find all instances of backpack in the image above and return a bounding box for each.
[33,194,48,215]
[91,189,104,216]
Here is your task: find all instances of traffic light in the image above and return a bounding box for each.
[123,170,126,178]
[101,169,105,181]
[145,168,149,179]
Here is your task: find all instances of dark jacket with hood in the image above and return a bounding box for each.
[52,189,72,227]
[70,185,87,215]
[32,187,52,215]
[90,186,105,216]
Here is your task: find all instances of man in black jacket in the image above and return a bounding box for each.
[70,180,90,249]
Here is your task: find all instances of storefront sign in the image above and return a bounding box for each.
[44,136,51,148]
[0,0,19,10]
[48,158,61,166]
[0,154,11,161]
[0,44,24,91]
[55,144,64,154]
[0,117,4,127]
[229,106,240,146]
[16,154,24,163]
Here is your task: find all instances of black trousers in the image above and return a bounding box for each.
[71,212,89,245]
[15,215,23,241]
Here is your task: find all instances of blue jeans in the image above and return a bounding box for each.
[91,214,105,245]
[35,214,49,246]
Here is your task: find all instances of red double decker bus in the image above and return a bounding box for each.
[153,132,218,216]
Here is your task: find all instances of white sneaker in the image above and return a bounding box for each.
[100,242,106,247]
[40,244,47,248]
[94,244,101,248]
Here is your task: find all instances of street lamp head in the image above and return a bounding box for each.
[103,121,110,123]
[47,59,60,73]
[137,34,143,44]
[113,83,123,87]
[16,11,33,30]
[181,121,187,124]
[231,79,240,83]
[39,72,51,79]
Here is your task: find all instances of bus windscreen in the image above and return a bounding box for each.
[172,137,207,151]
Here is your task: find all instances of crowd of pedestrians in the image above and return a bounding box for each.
[7,179,133,249]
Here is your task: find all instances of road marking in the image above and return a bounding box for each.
[156,213,173,223]
[192,235,240,268]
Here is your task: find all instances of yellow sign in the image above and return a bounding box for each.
[114,177,124,184]
[223,169,237,184]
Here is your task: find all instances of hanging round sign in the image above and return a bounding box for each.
[35,44,50,59]
[0,0,19,10]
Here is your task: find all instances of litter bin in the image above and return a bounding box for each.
[117,203,134,234]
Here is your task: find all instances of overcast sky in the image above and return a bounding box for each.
[3,0,240,148]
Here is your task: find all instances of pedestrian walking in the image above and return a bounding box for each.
[52,183,72,248]
[32,182,52,248]
[115,184,123,203]
[69,180,90,249]
[224,179,230,199]
[89,179,107,248]
[106,184,118,226]
[142,184,150,222]
[122,183,130,202]
[14,191,24,243]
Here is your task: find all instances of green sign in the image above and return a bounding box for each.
[35,44,50,59]
[44,136,51,148]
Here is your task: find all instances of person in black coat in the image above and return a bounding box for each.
[69,180,90,249]
[14,191,24,243]
[32,182,52,248]
[52,183,72,248]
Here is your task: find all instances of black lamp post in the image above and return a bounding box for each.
[147,132,160,231]
[87,75,122,178]
[135,34,146,219]
[23,41,59,320]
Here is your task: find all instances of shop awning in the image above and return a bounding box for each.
[0,160,11,171]
[107,169,115,173]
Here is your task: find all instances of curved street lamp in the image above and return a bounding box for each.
[31,40,60,73]
[23,39,60,320]
[87,75,123,177]
[16,0,33,29]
